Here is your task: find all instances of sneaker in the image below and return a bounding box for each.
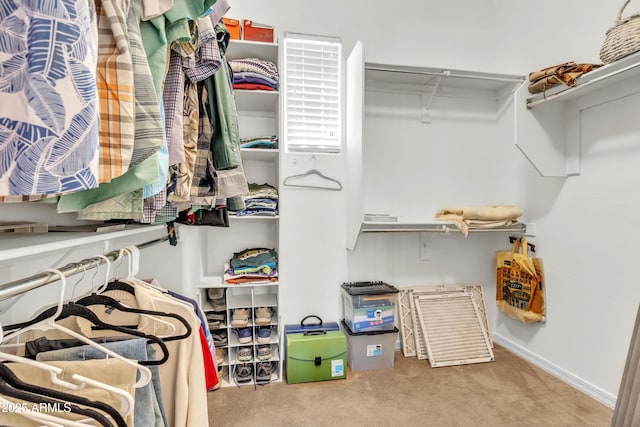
[212,331,227,347]
[207,288,225,300]
[237,346,253,362]
[235,327,252,344]
[254,307,272,325]
[255,362,272,383]
[231,308,250,328]
[256,327,272,344]
[234,363,253,384]
[257,344,271,361]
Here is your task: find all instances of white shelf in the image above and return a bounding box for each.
[361,221,526,233]
[0,224,167,262]
[526,51,640,108]
[516,52,640,177]
[226,39,278,64]
[365,63,524,98]
[229,214,279,222]
[196,278,279,288]
[240,148,279,162]
[234,89,279,114]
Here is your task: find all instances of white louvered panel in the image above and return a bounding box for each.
[398,289,418,357]
[402,284,490,360]
[415,293,494,368]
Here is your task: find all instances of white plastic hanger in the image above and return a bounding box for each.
[1,268,152,390]
[283,168,343,191]
[0,395,93,427]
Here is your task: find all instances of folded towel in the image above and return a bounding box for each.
[435,205,523,236]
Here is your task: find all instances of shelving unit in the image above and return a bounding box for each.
[197,38,282,387]
[515,51,640,177]
[346,42,527,249]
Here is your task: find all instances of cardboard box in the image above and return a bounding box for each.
[286,330,347,384]
[243,20,274,43]
[222,17,241,40]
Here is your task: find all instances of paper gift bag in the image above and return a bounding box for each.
[496,237,546,323]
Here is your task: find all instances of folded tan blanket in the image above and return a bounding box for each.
[434,205,524,236]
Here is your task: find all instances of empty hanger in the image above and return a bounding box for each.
[283,168,343,191]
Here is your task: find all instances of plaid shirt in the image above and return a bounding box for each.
[96,0,135,183]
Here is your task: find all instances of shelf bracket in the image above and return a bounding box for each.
[421,73,447,123]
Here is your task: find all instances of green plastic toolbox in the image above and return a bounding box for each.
[285,316,347,384]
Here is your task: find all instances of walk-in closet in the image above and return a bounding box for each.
[1,0,639,426]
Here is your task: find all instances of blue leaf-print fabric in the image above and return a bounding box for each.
[0,0,99,196]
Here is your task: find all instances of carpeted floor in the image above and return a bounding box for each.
[207,345,613,427]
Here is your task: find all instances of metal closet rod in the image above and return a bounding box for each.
[365,66,525,83]
[0,236,169,301]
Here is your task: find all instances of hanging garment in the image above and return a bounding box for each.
[0,0,100,196]
[101,280,209,427]
[95,0,135,183]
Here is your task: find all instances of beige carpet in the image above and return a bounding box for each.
[207,345,613,427]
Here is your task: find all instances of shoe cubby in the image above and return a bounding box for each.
[197,283,281,388]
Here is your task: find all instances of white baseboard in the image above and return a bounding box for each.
[493,334,617,409]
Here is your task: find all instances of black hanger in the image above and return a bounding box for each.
[0,362,127,427]
[0,364,115,427]
[103,279,136,295]
[74,292,192,341]
[3,303,170,366]
[509,236,536,253]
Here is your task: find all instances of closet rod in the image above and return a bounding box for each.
[365,65,525,83]
[0,236,169,301]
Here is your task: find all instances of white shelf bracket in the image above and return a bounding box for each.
[421,72,449,123]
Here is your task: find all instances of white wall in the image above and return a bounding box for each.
[228,0,638,407]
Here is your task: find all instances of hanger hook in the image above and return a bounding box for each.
[70,262,87,300]
[93,254,111,293]
[42,268,67,321]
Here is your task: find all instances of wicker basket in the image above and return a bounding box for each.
[600,0,640,63]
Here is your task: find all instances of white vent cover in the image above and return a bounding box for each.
[399,284,491,359]
[414,293,494,368]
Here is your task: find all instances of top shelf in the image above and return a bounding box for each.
[365,63,525,98]
[226,39,278,64]
[526,51,640,108]
[0,224,167,262]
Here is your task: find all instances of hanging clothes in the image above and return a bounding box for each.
[0,0,100,196]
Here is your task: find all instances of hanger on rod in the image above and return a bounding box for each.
[0,269,153,388]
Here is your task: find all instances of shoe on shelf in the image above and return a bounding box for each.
[234,363,253,384]
[216,348,226,366]
[254,307,272,325]
[207,288,225,300]
[212,331,227,347]
[235,327,252,344]
[257,344,271,361]
[255,362,273,383]
[231,308,250,328]
[256,326,272,344]
[210,299,226,311]
[206,311,225,329]
[236,346,253,363]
